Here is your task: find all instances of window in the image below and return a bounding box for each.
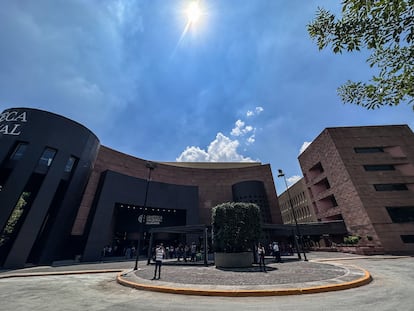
[386,206,414,223]
[10,143,28,161]
[38,148,56,167]
[401,235,414,243]
[329,195,338,207]
[354,147,384,153]
[64,156,77,173]
[364,165,395,171]
[310,162,324,173]
[35,148,57,173]
[374,184,408,191]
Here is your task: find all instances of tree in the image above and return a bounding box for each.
[307,0,414,110]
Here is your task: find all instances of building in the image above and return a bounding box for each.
[0,108,282,268]
[278,178,317,225]
[298,125,414,255]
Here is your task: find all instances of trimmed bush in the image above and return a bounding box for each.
[344,235,361,245]
[212,202,261,253]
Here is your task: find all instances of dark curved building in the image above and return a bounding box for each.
[0,108,282,268]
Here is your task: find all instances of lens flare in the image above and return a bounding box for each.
[186,1,202,25]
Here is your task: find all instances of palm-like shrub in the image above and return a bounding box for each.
[212,202,261,253]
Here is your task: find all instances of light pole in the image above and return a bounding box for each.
[277,169,308,261]
[134,162,157,270]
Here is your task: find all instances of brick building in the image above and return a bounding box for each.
[278,178,317,225]
[298,125,414,255]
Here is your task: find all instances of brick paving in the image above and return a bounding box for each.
[133,259,347,286]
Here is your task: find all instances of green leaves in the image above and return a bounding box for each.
[308,0,414,109]
[212,202,261,253]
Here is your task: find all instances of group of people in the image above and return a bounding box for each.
[161,242,199,262]
[257,241,282,272]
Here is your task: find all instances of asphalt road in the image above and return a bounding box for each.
[0,256,413,311]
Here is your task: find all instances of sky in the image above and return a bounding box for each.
[0,0,413,194]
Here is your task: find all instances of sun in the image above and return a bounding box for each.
[171,0,207,57]
[186,1,202,25]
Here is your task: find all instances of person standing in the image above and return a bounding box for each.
[190,242,197,262]
[273,241,282,263]
[152,243,165,280]
[257,243,266,272]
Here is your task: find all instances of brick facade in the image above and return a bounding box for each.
[299,125,414,255]
[72,146,282,236]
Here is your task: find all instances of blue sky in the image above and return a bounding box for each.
[0,0,413,194]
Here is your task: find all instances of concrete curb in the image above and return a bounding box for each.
[0,269,123,279]
[116,266,372,297]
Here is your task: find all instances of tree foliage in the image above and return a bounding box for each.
[212,202,261,253]
[308,0,414,110]
[0,192,30,247]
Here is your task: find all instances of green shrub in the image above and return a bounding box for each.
[343,235,361,245]
[212,202,261,253]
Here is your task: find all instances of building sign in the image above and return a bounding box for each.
[146,215,163,225]
[0,110,27,136]
[138,214,163,225]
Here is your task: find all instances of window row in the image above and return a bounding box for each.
[4,142,78,174]
[282,205,312,223]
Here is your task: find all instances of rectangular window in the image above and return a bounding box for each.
[10,142,28,161]
[34,148,57,174]
[64,156,77,173]
[310,162,324,173]
[374,184,408,191]
[401,235,414,243]
[354,147,384,153]
[38,148,56,167]
[364,165,395,171]
[386,206,414,223]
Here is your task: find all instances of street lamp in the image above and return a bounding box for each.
[134,161,157,270]
[277,169,308,261]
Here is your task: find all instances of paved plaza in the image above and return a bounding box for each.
[0,252,413,310]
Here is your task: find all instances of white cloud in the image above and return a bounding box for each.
[245,125,253,132]
[255,106,264,114]
[246,106,264,117]
[287,175,301,186]
[246,135,255,144]
[231,119,245,136]
[299,141,312,154]
[231,119,254,137]
[176,133,255,162]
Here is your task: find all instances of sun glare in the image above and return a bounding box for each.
[171,0,207,58]
[186,1,202,25]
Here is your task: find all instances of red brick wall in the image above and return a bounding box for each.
[72,146,282,235]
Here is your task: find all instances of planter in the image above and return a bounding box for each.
[214,252,253,268]
[336,245,385,255]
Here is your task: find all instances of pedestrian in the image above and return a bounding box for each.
[183,244,189,262]
[273,241,282,263]
[152,243,165,280]
[257,243,266,272]
[125,247,131,259]
[190,242,197,262]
